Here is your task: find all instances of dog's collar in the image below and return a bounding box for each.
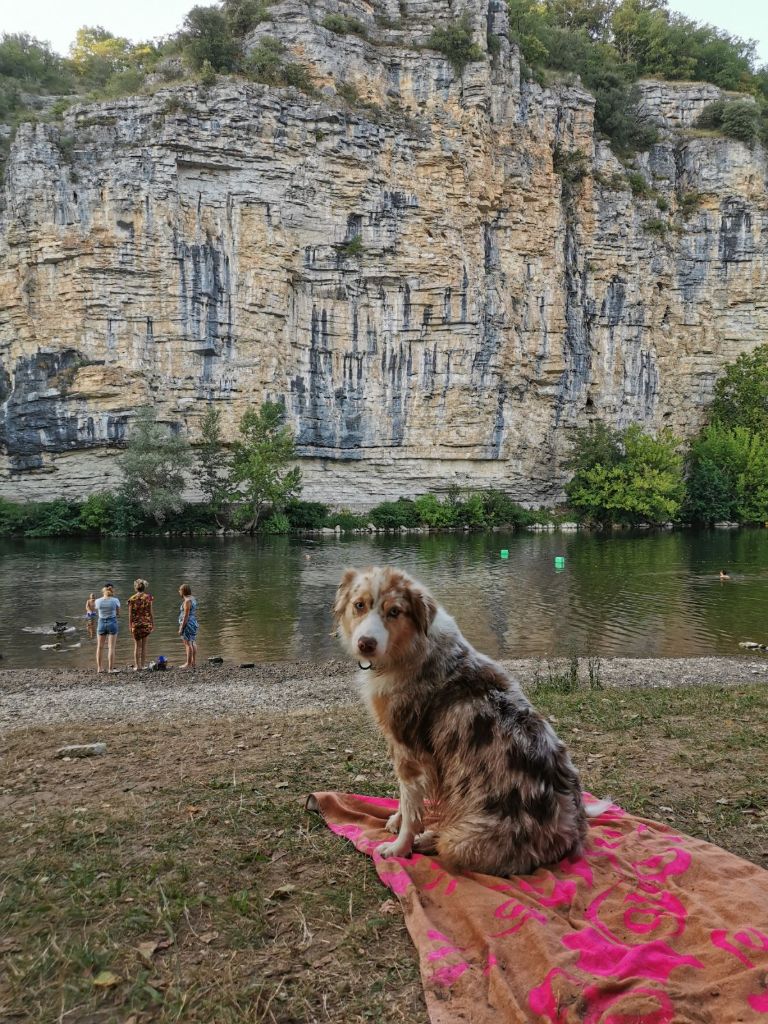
[358,661,373,670]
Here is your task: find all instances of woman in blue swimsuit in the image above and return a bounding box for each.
[178,582,199,669]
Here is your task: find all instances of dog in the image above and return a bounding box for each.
[333,566,609,876]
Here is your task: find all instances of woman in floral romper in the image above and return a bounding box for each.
[128,579,154,670]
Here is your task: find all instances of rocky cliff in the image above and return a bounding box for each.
[1,0,767,507]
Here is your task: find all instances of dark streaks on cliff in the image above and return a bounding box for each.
[718,199,754,267]
[0,350,126,465]
[174,233,234,358]
[555,189,593,425]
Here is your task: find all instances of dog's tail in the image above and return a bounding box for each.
[584,797,613,818]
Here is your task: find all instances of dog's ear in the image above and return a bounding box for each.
[407,582,437,636]
[333,568,358,624]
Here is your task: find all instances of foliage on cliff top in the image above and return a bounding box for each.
[506,0,768,151]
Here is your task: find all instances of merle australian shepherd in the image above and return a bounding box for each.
[334,566,608,876]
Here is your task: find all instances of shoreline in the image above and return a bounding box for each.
[1,655,766,733]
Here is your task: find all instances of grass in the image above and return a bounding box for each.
[1,683,766,1021]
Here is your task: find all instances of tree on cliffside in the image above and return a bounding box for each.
[118,406,193,524]
[229,401,301,533]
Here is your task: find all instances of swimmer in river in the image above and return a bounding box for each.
[720,568,731,581]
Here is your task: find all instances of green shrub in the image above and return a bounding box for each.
[48,98,72,120]
[262,511,291,534]
[321,14,367,38]
[426,14,484,74]
[325,510,367,531]
[281,61,315,93]
[337,234,364,257]
[21,500,83,537]
[697,98,760,144]
[566,423,684,526]
[643,217,667,236]
[79,491,118,533]
[369,499,421,529]
[711,345,768,434]
[284,499,329,529]
[478,489,535,527]
[244,36,283,82]
[336,81,360,105]
[553,145,590,185]
[244,38,315,92]
[454,492,486,527]
[414,494,458,528]
[0,498,31,536]
[686,424,768,524]
[626,171,652,198]
[678,191,703,217]
[79,491,148,534]
[182,6,239,72]
[199,58,217,85]
[721,101,760,143]
[169,503,219,533]
[655,195,669,212]
[223,0,273,35]
[696,98,728,130]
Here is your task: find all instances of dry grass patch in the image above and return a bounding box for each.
[1,682,766,1022]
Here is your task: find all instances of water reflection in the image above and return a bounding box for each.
[1,529,767,670]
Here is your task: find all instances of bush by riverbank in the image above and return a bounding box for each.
[0,490,545,538]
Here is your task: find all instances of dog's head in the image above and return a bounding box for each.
[333,566,437,668]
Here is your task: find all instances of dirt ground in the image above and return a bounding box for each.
[2,654,768,732]
[1,665,767,1022]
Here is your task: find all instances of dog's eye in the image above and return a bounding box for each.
[387,607,401,619]
[353,600,366,611]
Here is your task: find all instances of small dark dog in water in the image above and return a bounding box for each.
[334,566,609,876]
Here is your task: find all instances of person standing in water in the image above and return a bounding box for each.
[178,583,199,669]
[127,579,154,670]
[95,584,120,673]
[84,592,97,639]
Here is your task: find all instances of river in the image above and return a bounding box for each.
[1,529,766,670]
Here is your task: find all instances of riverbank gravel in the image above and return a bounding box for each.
[1,656,767,733]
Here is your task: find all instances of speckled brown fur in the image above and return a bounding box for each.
[334,566,590,875]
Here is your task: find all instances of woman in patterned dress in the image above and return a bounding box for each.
[128,579,154,671]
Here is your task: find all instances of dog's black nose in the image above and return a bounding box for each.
[357,636,377,655]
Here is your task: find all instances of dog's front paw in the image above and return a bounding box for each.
[378,839,412,859]
[385,810,402,834]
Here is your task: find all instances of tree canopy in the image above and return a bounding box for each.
[506,0,766,150]
[565,422,684,525]
[117,406,193,524]
[229,401,302,532]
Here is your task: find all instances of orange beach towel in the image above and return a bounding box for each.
[309,792,768,1023]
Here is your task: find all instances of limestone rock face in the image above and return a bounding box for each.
[1,0,767,507]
